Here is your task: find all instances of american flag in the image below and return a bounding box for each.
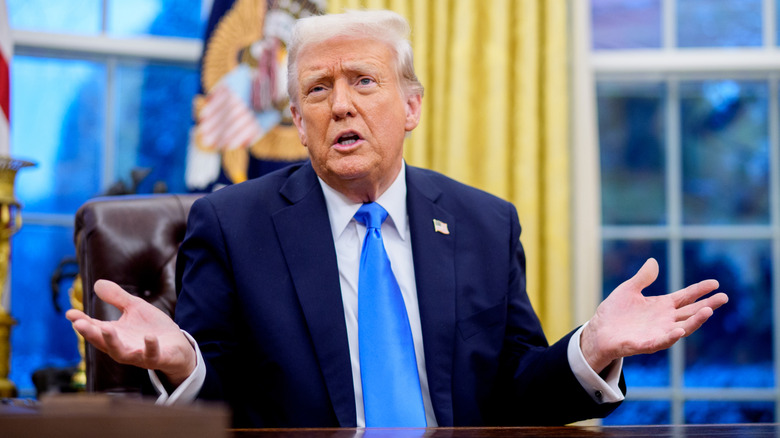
[433,219,450,235]
[0,0,10,156]
[196,83,263,151]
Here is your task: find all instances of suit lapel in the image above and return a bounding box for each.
[406,167,456,426]
[271,164,357,426]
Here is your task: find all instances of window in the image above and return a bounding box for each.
[586,0,780,424]
[7,0,205,396]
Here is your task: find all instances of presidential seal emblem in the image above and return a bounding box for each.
[187,0,323,189]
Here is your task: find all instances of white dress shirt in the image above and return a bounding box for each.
[318,163,434,426]
[152,162,625,423]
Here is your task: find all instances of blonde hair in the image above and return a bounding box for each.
[287,9,424,105]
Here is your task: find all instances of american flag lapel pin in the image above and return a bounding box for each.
[433,219,450,235]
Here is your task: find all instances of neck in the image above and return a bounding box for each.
[333,179,391,204]
[320,164,403,204]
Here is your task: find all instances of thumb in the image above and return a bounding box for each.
[93,279,134,312]
[623,258,659,292]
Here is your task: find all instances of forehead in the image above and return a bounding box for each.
[296,36,397,77]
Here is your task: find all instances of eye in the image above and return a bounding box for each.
[308,85,326,94]
[357,77,375,86]
[302,83,329,102]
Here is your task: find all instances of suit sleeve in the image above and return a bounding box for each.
[174,197,245,405]
[487,204,625,425]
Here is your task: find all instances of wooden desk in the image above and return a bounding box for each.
[0,395,229,438]
[3,397,779,437]
[231,424,780,438]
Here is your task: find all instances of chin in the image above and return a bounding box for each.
[325,157,378,180]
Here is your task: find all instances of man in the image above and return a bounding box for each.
[67,10,727,428]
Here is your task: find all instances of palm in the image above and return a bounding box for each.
[582,258,728,372]
[66,280,195,384]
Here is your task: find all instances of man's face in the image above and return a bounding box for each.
[290,36,421,202]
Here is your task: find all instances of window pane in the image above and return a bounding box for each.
[9,224,80,396]
[603,239,669,387]
[114,62,199,194]
[12,57,105,214]
[598,82,666,225]
[683,240,772,388]
[677,0,762,47]
[685,401,774,424]
[680,80,769,225]
[7,0,102,34]
[107,0,205,38]
[777,0,780,47]
[591,0,661,50]
[603,400,670,425]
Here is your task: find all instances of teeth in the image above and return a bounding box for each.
[338,134,359,145]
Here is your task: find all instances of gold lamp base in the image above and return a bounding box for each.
[0,156,35,398]
[0,310,17,397]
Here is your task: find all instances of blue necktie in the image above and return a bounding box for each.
[354,202,426,427]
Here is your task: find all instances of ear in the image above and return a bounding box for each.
[290,105,307,147]
[404,93,422,132]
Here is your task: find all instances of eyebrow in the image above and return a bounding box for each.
[341,60,384,76]
[299,70,330,89]
[299,60,385,88]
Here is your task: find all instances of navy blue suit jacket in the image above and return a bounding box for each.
[174,162,623,427]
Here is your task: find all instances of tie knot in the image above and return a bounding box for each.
[354,202,388,230]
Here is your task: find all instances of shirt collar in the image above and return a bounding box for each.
[319,162,408,241]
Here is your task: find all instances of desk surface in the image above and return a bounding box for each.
[231,424,780,438]
[4,397,778,437]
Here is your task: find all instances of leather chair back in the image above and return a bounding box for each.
[74,194,201,394]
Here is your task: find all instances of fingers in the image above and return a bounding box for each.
[644,300,724,354]
[78,321,158,368]
[637,326,687,356]
[67,288,133,359]
[678,306,715,339]
[65,308,87,323]
[98,324,125,359]
[67,309,114,353]
[71,317,109,352]
[675,292,729,321]
[661,327,686,349]
[99,323,133,359]
[671,279,720,308]
[93,279,135,312]
[99,325,145,366]
[708,292,729,311]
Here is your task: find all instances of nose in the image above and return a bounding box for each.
[330,79,355,120]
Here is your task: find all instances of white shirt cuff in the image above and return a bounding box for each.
[149,330,206,405]
[567,322,625,404]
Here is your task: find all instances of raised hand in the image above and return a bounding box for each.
[66,279,196,386]
[580,258,728,373]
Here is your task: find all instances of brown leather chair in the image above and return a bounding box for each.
[74,193,202,394]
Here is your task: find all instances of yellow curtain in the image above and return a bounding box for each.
[327,0,571,341]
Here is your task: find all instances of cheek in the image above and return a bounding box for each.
[367,100,406,134]
[375,113,408,151]
[301,113,329,145]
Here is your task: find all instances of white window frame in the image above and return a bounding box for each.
[10,28,202,227]
[572,0,780,424]
[8,1,205,397]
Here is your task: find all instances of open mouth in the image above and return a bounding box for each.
[336,132,361,146]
